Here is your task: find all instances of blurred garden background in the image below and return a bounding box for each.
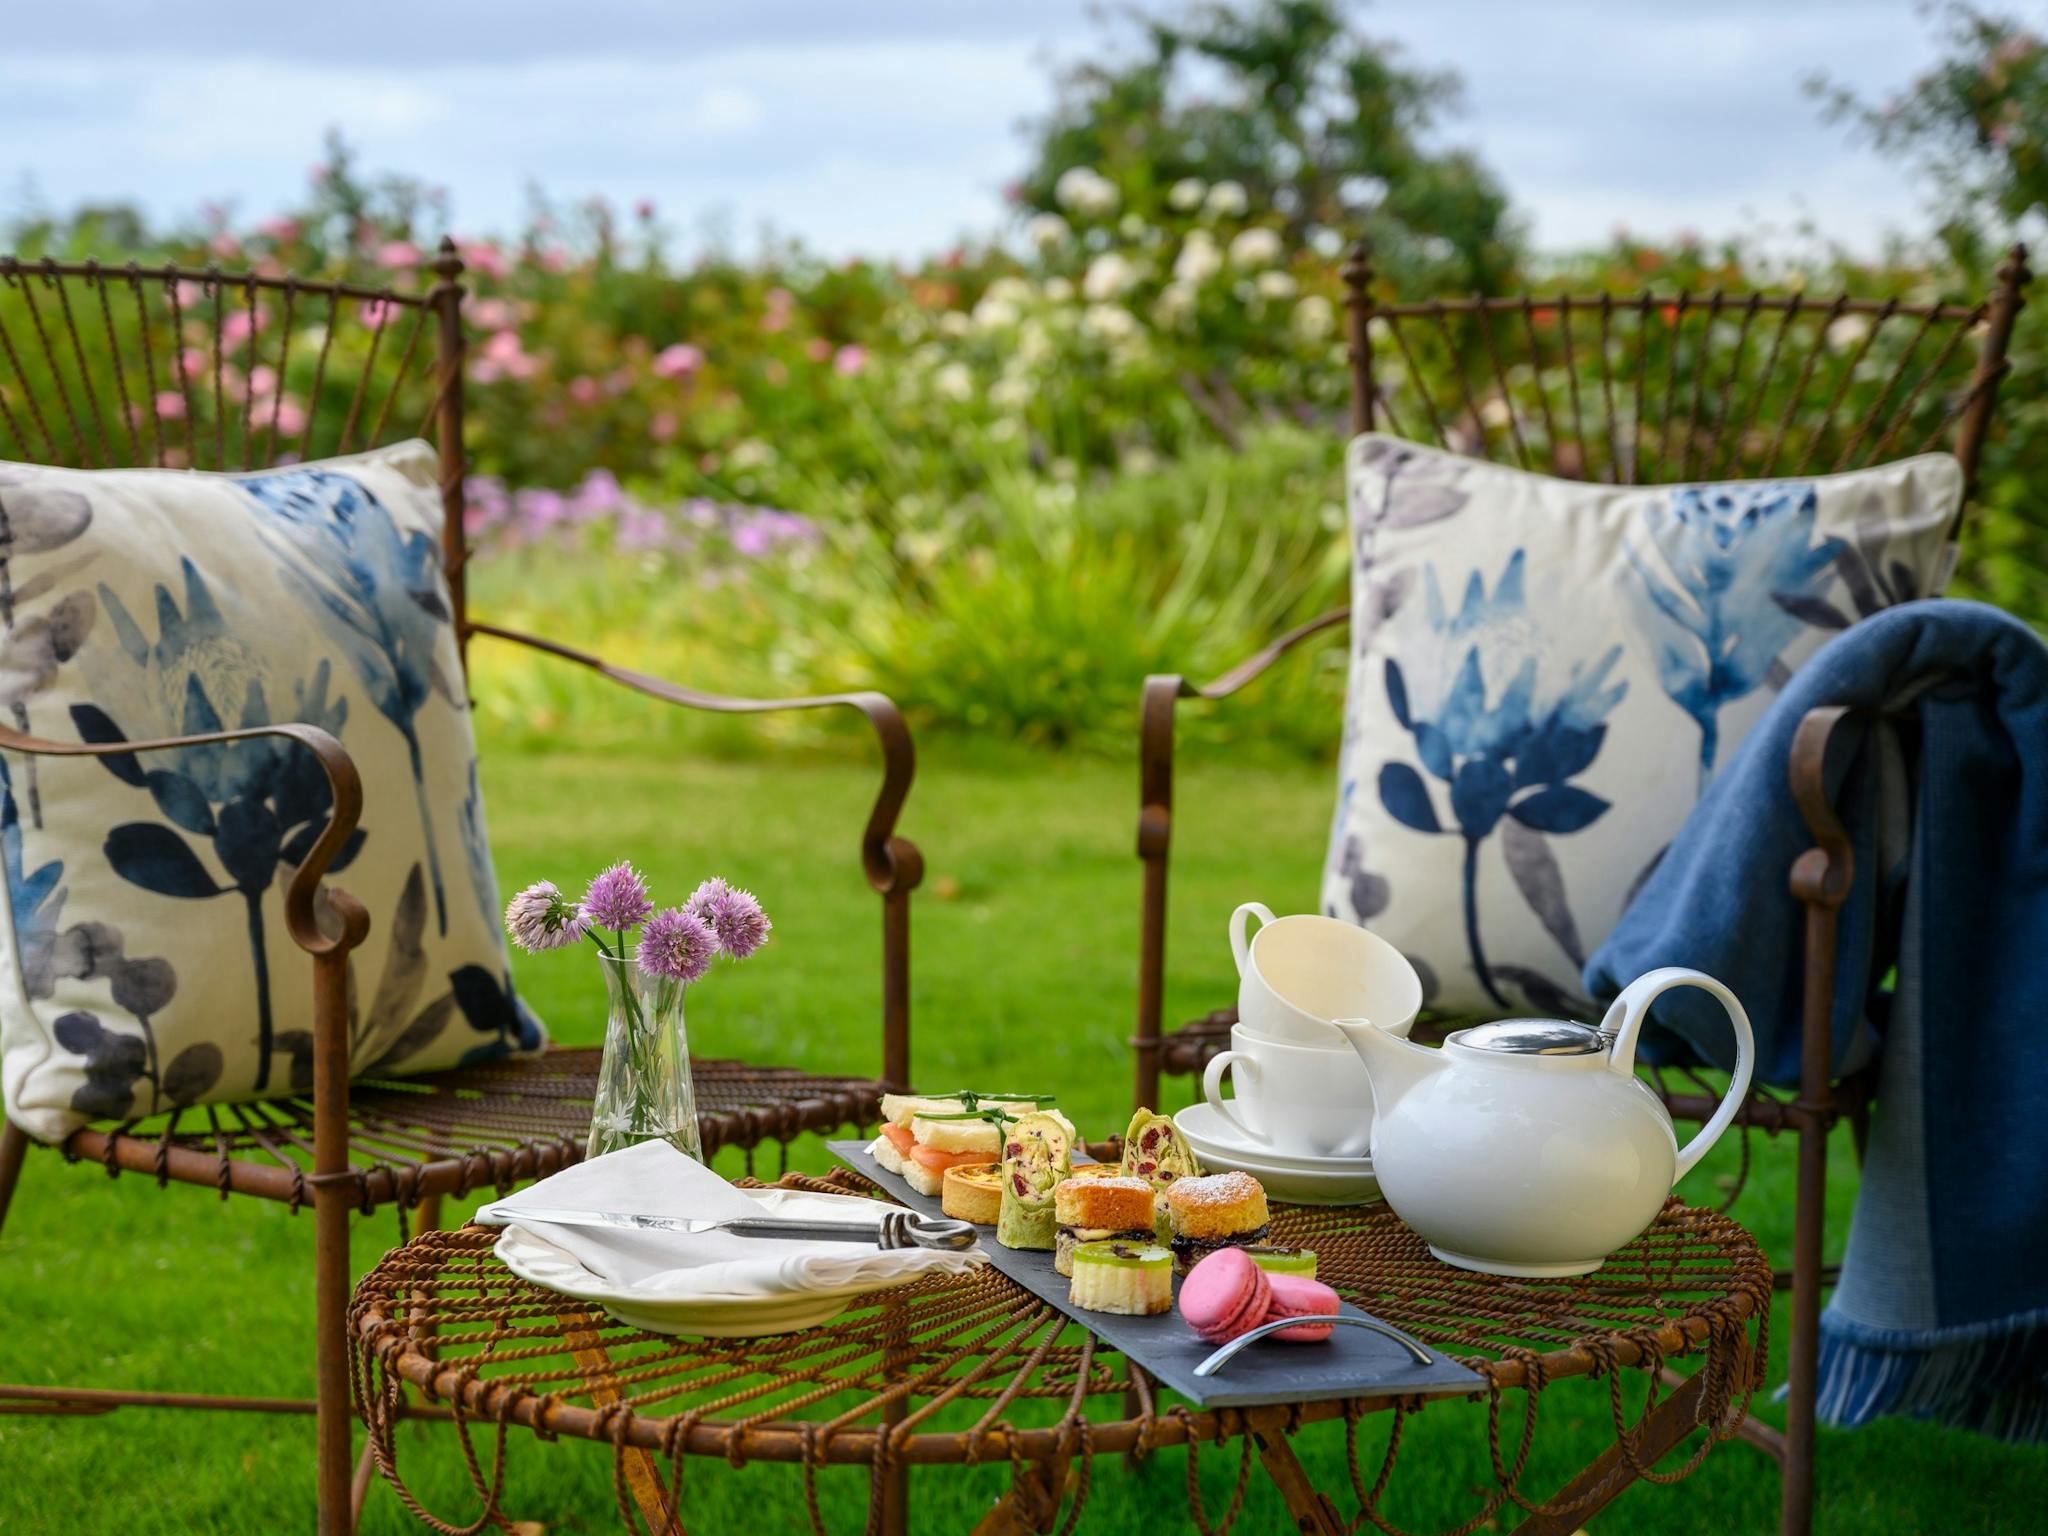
[3,1,2047,1531]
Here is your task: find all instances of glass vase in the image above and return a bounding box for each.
[587,951,704,1161]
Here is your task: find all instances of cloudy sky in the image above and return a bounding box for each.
[1,2,1954,258]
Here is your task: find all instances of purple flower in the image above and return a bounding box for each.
[687,877,772,959]
[504,880,588,953]
[639,907,717,984]
[581,861,655,931]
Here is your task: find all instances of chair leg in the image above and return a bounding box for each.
[0,1118,29,1240]
[315,1185,354,1536]
[1779,1112,1826,1536]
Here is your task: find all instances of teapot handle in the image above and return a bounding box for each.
[1229,903,1277,977]
[1601,967,1755,1183]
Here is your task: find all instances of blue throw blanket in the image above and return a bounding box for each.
[1586,598,2048,1442]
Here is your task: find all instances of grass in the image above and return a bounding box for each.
[2,729,2042,1533]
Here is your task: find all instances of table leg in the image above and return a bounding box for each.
[561,1312,672,1532]
[969,1455,1072,1535]
[878,1295,910,1536]
[1248,1409,1346,1536]
[1507,1365,1713,1535]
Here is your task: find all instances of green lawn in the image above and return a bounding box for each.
[1,737,2040,1533]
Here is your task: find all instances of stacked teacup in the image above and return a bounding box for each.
[1181,903,1422,1198]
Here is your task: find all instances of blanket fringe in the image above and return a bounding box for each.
[1818,1310,2048,1443]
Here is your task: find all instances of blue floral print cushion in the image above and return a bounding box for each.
[0,441,543,1141]
[1325,435,1960,1018]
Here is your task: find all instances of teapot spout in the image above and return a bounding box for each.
[1331,1016,1441,1119]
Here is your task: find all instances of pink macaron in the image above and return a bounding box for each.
[1179,1247,1273,1344]
[1262,1273,1341,1342]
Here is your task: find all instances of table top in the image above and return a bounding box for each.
[350,1169,1770,1486]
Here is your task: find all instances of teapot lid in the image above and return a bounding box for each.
[1449,1019,1609,1056]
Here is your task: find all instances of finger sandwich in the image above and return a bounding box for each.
[872,1094,1069,1198]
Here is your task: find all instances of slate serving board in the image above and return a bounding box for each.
[828,1139,1480,1410]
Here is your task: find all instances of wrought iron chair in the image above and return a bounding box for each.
[1132,241,2031,1536]
[0,241,923,1534]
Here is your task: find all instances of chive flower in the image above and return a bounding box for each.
[504,880,588,953]
[582,860,655,931]
[639,907,718,984]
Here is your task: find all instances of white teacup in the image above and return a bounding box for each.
[1231,902,1423,1047]
[1201,1021,1413,1159]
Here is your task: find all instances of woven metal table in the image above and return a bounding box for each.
[350,1170,1771,1535]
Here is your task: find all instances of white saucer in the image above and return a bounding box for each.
[1174,1102,1372,1168]
[1174,1104,1381,1206]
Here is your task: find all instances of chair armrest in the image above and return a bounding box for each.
[1787,704,1855,910]
[469,621,923,899]
[1138,605,1348,857]
[0,720,368,956]
[1131,605,1347,1109]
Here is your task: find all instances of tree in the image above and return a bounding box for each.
[1810,4,2047,267]
[1810,5,2046,621]
[1016,0,1520,295]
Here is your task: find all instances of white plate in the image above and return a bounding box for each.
[494,1187,947,1337]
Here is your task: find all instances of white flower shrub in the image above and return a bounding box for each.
[1054,166,1120,218]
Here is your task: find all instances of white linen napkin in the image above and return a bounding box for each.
[477,1139,983,1307]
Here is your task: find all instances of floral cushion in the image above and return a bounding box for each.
[1323,434,1960,1018]
[0,441,543,1142]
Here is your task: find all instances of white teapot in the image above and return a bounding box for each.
[1333,968,1754,1277]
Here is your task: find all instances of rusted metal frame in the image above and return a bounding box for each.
[1779,702,1857,1536]
[1627,292,1653,484]
[1596,294,1621,481]
[1676,290,1725,480]
[1249,1406,1347,1535]
[0,714,369,1535]
[1653,291,1690,483]
[1951,244,2031,530]
[427,239,470,670]
[126,268,168,466]
[1132,606,1349,1106]
[298,288,340,462]
[0,1117,28,1238]
[264,281,298,467]
[40,258,112,465]
[1866,302,1986,467]
[1383,315,1451,448]
[1518,297,1562,469]
[1474,297,1532,468]
[1794,297,1895,476]
[1369,292,1981,321]
[1833,302,1938,472]
[5,260,89,463]
[23,259,431,309]
[1342,241,1376,434]
[1723,294,1803,480]
[0,1383,446,1418]
[1764,295,1849,478]
[1698,292,1762,481]
[367,303,428,447]
[1556,295,1592,478]
[1508,1363,1716,1535]
[468,620,923,1090]
[337,290,395,456]
[0,268,65,460]
[163,272,198,464]
[86,265,141,464]
[1432,303,1494,458]
[206,269,227,469]
[237,278,259,464]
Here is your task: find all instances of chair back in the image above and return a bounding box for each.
[1338,243,2031,540]
[0,243,472,657]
